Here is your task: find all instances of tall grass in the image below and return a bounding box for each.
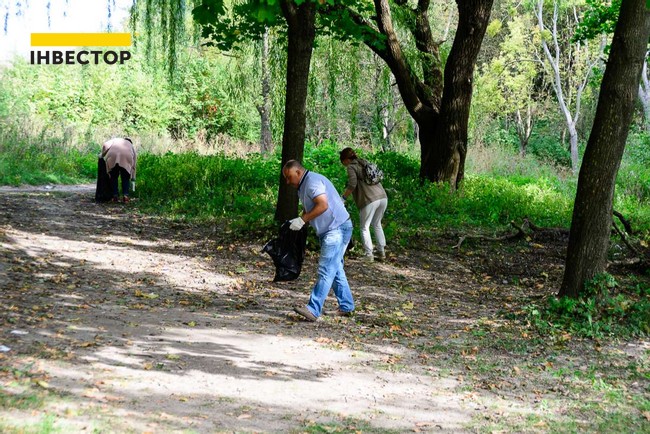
[0,120,97,185]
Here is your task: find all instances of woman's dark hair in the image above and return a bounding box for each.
[339,147,357,162]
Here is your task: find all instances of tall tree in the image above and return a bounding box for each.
[339,0,494,187]
[535,0,604,174]
[638,53,650,132]
[274,0,316,222]
[559,0,650,298]
[197,0,494,195]
[194,0,317,222]
[257,27,273,154]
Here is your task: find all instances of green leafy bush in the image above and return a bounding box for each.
[526,274,650,338]
[527,131,572,167]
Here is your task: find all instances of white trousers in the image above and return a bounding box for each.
[359,198,388,256]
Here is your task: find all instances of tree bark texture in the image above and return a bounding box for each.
[274,0,316,222]
[421,0,493,187]
[559,0,650,298]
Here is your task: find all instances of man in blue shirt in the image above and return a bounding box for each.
[282,160,355,321]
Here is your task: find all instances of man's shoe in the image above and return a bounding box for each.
[111,197,119,203]
[331,309,353,317]
[293,306,317,322]
[123,196,130,203]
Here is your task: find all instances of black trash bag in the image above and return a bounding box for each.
[262,221,308,282]
[95,158,113,203]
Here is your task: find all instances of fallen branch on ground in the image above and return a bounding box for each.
[453,221,527,250]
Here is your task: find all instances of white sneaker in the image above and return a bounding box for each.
[360,254,374,263]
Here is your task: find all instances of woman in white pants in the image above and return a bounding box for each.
[339,147,388,262]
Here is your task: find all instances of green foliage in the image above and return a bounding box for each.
[573,0,621,43]
[0,124,96,186]
[193,0,381,51]
[618,132,650,202]
[136,151,278,230]
[527,127,573,167]
[169,53,261,141]
[526,274,650,339]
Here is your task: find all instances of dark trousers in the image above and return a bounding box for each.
[109,165,131,198]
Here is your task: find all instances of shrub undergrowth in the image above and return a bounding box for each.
[4,132,650,241]
[525,274,650,339]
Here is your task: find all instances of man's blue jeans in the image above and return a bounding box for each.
[306,219,354,317]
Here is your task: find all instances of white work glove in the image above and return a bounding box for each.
[289,217,305,231]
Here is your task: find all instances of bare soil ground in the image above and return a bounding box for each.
[0,185,648,433]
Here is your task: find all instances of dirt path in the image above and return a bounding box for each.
[0,186,648,433]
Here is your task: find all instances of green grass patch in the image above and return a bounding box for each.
[0,387,46,410]
[131,142,578,238]
[0,126,96,186]
[0,414,58,434]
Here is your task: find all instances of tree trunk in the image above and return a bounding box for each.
[559,0,650,298]
[515,105,534,157]
[345,0,491,186]
[638,55,650,132]
[568,123,579,173]
[258,27,273,155]
[419,0,493,188]
[274,0,316,222]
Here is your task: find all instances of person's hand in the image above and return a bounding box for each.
[289,217,305,231]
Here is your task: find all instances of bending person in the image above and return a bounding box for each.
[283,159,355,321]
[101,137,137,203]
